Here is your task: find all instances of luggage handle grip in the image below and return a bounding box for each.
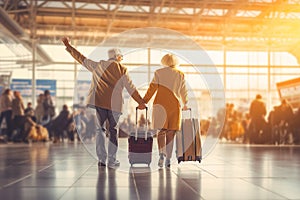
[181,108,191,159]
[135,107,148,140]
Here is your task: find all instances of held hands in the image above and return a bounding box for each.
[182,104,189,111]
[137,103,147,110]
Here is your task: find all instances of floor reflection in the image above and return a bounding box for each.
[130,167,152,200]
[158,169,174,200]
[97,167,119,200]
[127,166,202,200]
[96,167,107,200]
[1,142,300,199]
[176,166,202,199]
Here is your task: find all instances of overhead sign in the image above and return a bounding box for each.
[0,74,12,95]
[10,79,56,97]
[276,77,300,109]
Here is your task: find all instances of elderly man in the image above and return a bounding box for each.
[62,37,145,167]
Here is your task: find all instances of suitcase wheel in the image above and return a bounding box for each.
[196,156,202,163]
[177,157,183,164]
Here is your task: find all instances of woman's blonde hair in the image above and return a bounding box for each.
[161,54,179,68]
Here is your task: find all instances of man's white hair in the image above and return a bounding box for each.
[108,48,122,59]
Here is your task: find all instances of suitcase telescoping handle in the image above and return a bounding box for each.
[135,107,148,140]
[181,108,199,161]
[182,108,192,119]
[181,107,193,160]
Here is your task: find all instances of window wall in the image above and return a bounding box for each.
[1,44,300,119]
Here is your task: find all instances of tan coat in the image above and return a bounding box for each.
[0,94,12,112]
[66,46,143,113]
[12,98,25,118]
[143,67,188,130]
[35,101,44,123]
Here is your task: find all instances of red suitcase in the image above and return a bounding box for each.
[128,108,153,166]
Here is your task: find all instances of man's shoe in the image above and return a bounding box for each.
[108,160,120,167]
[98,161,106,167]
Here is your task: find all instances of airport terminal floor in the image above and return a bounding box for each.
[0,139,300,200]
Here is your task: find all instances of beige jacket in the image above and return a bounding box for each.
[143,67,188,106]
[0,94,12,112]
[143,67,188,130]
[66,45,143,113]
[12,98,25,118]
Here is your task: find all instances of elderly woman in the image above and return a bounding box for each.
[143,53,188,168]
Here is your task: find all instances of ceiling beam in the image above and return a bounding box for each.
[0,7,52,64]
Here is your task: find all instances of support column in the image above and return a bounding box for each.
[147,48,151,83]
[72,0,78,104]
[223,45,227,101]
[73,41,78,103]
[267,46,272,111]
[31,0,37,107]
[32,39,36,107]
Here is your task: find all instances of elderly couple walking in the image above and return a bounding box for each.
[62,37,188,168]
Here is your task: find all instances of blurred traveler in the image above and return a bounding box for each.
[0,89,13,141]
[277,99,294,144]
[35,93,45,124]
[291,108,300,144]
[138,114,146,127]
[242,113,251,143]
[43,90,55,120]
[277,99,294,126]
[11,91,26,142]
[51,104,72,143]
[249,94,267,143]
[24,102,34,115]
[25,111,49,142]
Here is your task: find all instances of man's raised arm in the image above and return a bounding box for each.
[61,37,86,65]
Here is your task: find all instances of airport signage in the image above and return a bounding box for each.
[276,77,300,110]
[10,79,56,97]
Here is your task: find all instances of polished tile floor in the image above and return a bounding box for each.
[0,139,300,200]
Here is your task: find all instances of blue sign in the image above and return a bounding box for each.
[76,80,91,102]
[36,80,56,96]
[10,79,56,97]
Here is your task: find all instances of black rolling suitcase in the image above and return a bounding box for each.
[128,107,153,166]
[176,108,202,163]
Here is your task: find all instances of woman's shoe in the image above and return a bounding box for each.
[165,159,171,168]
[108,160,120,168]
[158,154,164,167]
